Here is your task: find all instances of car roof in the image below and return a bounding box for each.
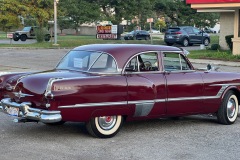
[73,44,182,69]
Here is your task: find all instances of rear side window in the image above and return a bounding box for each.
[167,28,180,33]
[183,27,193,34]
[163,52,191,71]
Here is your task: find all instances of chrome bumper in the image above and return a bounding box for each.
[0,98,62,123]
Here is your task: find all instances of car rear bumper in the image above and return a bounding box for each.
[0,98,62,123]
[164,38,181,43]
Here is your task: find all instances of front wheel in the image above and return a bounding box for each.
[182,38,189,47]
[217,91,238,125]
[20,35,27,41]
[86,115,123,138]
[203,38,210,46]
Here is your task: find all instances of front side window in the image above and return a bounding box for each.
[163,52,191,71]
[125,52,159,72]
[56,50,117,73]
[193,28,200,34]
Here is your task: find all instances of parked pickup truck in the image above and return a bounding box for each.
[13,26,51,41]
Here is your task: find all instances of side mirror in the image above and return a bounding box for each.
[207,64,220,72]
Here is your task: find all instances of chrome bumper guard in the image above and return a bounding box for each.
[0,98,62,123]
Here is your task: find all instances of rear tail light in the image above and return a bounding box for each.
[174,31,182,34]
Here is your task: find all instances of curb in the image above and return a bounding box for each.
[189,58,240,67]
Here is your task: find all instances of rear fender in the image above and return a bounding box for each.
[91,107,132,119]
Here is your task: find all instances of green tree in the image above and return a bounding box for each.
[0,0,53,31]
[154,0,219,28]
[21,0,53,28]
[0,0,27,31]
[58,17,73,34]
[59,0,100,34]
[154,19,166,32]
[93,0,155,30]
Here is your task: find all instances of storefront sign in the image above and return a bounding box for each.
[96,25,118,39]
[96,34,117,39]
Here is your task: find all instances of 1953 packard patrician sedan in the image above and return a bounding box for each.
[0,44,239,138]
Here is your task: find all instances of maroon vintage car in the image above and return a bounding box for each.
[0,44,239,138]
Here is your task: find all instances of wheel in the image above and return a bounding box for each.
[182,38,189,47]
[44,121,66,125]
[13,38,19,41]
[203,38,210,46]
[45,34,50,41]
[145,36,150,40]
[166,42,173,46]
[86,115,123,138]
[217,91,238,125]
[20,35,27,41]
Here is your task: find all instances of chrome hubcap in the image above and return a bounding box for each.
[184,40,188,46]
[98,116,117,130]
[227,98,236,119]
[204,39,209,45]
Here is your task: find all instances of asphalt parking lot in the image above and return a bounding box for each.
[0,49,240,160]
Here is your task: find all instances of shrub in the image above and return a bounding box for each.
[35,28,49,42]
[225,35,233,51]
[210,44,220,50]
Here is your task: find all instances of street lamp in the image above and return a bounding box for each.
[54,0,59,45]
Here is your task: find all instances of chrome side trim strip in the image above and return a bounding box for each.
[59,101,128,108]
[168,96,219,102]
[58,95,220,109]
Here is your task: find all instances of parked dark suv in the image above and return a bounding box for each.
[164,26,210,47]
[124,30,150,40]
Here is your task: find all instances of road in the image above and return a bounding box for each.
[0,49,240,160]
[0,39,37,45]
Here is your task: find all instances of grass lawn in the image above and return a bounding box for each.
[188,49,240,61]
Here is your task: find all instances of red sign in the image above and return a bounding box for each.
[186,0,240,4]
[7,33,13,39]
[97,26,112,34]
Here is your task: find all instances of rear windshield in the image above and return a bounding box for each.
[167,28,180,32]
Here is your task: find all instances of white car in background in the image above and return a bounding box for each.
[148,29,160,34]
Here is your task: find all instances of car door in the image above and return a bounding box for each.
[162,52,204,115]
[192,27,203,43]
[124,52,167,118]
[183,27,196,43]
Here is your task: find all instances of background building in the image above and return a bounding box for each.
[187,0,240,55]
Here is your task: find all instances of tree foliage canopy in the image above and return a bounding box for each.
[0,0,220,32]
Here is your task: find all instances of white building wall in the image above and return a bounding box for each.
[219,12,234,50]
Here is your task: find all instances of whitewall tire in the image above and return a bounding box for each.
[86,115,123,138]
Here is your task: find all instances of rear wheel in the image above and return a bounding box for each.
[182,38,189,47]
[86,115,123,138]
[20,35,27,41]
[13,37,19,41]
[217,91,238,125]
[45,34,51,41]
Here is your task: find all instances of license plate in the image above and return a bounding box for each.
[168,36,173,38]
[6,107,19,116]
